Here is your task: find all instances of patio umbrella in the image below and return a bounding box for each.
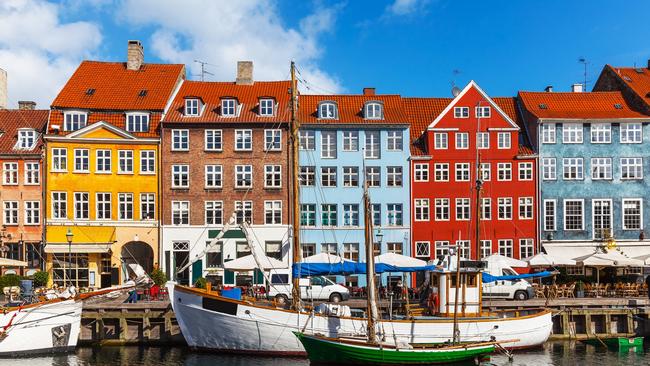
[302,252,352,264]
[223,254,286,271]
[633,253,650,265]
[484,254,528,268]
[526,252,576,267]
[374,253,427,267]
[575,249,644,287]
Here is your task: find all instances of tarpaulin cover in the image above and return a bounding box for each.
[482,271,553,283]
[292,262,440,278]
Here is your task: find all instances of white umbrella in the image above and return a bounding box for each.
[302,253,351,264]
[223,254,286,271]
[484,254,527,268]
[0,258,27,267]
[575,249,644,287]
[374,252,426,267]
[526,252,576,267]
[634,253,650,265]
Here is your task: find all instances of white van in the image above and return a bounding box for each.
[268,275,350,304]
[482,264,534,300]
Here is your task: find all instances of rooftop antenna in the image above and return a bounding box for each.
[451,69,462,97]
[578,57,589,91]
[193,59,215,81]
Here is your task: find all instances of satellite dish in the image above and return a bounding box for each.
[451,86,461,97]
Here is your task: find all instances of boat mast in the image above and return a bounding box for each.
[452,231,462,345]
[475,101,483,261]
[364,182,380,344]
[290,61,302,310]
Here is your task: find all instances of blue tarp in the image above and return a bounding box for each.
[482,271,553,283]
[292,262,440,278]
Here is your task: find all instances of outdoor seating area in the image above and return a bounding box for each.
[532,282,648,299]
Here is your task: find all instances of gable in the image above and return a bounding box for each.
[66,121,136,140]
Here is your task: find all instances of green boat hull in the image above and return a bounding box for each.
[583,337,643,349]
[294,332,494,365]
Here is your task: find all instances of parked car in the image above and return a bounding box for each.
[268,274,350,304]
[482,263,534,301]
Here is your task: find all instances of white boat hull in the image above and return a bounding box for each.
[0,299,82,355]
[170,285,552,355]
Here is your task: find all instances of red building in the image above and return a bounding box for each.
[406,81,537,277]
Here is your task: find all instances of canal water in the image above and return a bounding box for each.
[0,341,648,365]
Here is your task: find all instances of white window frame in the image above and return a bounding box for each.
[519,239,534,259]
[125,112,150,133]
[621,157,643,180]
[620,123,642,144]
[497,132,511,149]
[480,163,491,181]
[2,163,18,185]
[51,148,67,172]
[592,199,613,239]
[171,201,190,226]
[318,102,338,119]
[96,149,112,174]
[455,132,469,149]
[24,162,40,185]
[118,150,134,174]
[342,166,359,187]
[387,166,402,187]
[171,129,189,151]
[564,199,585,231]
[455,198,470,221]
[264,129,282,151]
[434,163,449,182]
[497,162,512,181]
[454,107,469,118]
[590,123,611,144]
[342,131,359,152]
[259,99,275,116]
[477,132,489,149]
[24,201,40,225]
[622,198,643,230]
[518,162,533,181]
[73,149,89,173]
[235,129,253,151]
[63,111,87,131]
[434,198,450,221]
[118,193,134,221]
[364,130,381,159]
[543,199,556,231]
[481,198,491,220]
[455,163,470,182]
[518,197,534,220]
[171,164,190,188]
[140,150,155,174]
[321,167,337,187]
[3,201,18,225]
[414,163,429,182]
[562,158,584,180]
[321,131,337,159]
[74,192,89,220]
[184,98,200,116]
[542,157,556,180]
[299,130,315,150]
[541,123,556,144]
[497,197,513,220]
[204,130,223,151]
[387,130,403,151]
[264,165,282,188]
[562,124,583,144]
[434,132,448,150]
[221,99,237,117]
[51,191,67,219]
[264,200,282,225]
[205,165,223,188]
[205,200,224,225]
[342,204,360,227]
[365,102,383,119]
[415,241,430,258]
[235,165,253,188]
[95,192,112,220]
[140,193,155,220]
[476,106,491,118]
[16,129,37,149]
[498,239,513,258]
[414,198,430,221]
[591,157,612,180]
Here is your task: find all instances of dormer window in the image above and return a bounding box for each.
[17,129,37,149]
[364,102,383,119]
[222,99,237,117]
[126,113,150,132]
[260,99,274,116]
[63,111,87,131]
[318,102,337,119]
[185,99,200,116]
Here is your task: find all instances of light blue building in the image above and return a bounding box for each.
[297,93,411,288]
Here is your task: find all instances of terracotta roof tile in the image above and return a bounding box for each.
[605,65,650,106]
[48,111,162,138]
[0,109,49,155]
[298,94,408,125]
[518,91,646,120]
[402,97,451,156]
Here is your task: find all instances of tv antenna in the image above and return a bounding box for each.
[578,57,589,91]
[193,60,215,81]
[451,69,462,97]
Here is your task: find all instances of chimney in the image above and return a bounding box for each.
[18,101,36,110]
[544,85,553,93]
[363,87,376,96]
[0,68,6,109]
[236,61,253,85]
[647,59,650,69]
[571,83,583,93]
[126,40,144,71]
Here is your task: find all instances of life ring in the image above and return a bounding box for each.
[427,292,439,314]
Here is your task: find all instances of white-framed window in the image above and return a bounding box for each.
[126,113,149,132]
[456,240,471,258]
[387,130,403,151]
[365,102,383,119]
[481,198,491,220]
[235,129,253,151]
[73,149,89,172]
[455,132,469,149]
[3,201,18,225]
[591,158,612,180]
[205,201,223,225]
[371,203,381,226]
[321,167,337,187]
[63,111,87,131]
[343,166,359,187]
[498,239,513,258]
[520,239,534,259]
[434,132,448,149]
[562,124,583,143]
[118,150,133,174]
[476,106,491,118]
[342,131,359,151]
[414,199,430,221]
[621,157,643,180]
[343,243,360,262]
[387,203,403,226]
[299,166,315,186]
[259,99,274,116]
[477,132,489,149]
[622,198,643,230]
[235,165,253,188]
[455,198,470,220]
[564,199,584,231]
[497,132,511,149]
[542,157,556,180]
[321,204,337,226]
[480,163,491,181]
[300,204,316,227]
[518,162,533,181]
[140,150,155,174]
[140,193,155,220]
[235,201,253,224]
[185,98,200,116]
[414,163,429,182]
[96,150,112,173]
[435,198,450,221]
[221,99,237,116]
[171,201,190,225]
[264,165,282,188]
[387,166,402,187]
[264,201,282,225]
[171,164,189,188]
[118,193,133,220]
[321,243,338,256]
[51,192,67,219]
[24,162,39,185]
[24,201,40,225]
[318,102,338,119]
[321,131,337,158]
[519,197,534,219]
[365,166,380,187]
[498,198,512,220]
[16,129,37,149]
[96,192,112,220]
[415,241,431,258]
[480,240,492,258]
[52,148,67,172]
[455,162,470,181]
[591,123,611,143]
[74,192,89,220]
[434,163,449,182]
[563,158,583,180]
[171,129,189,151]
[497,162,512,181]
[299,130,315,150]
[2,163,18,185]
[343,204,360,226]
[364,130,380,159]
[264,129,282,151]
[620,123,642,143]
[205,165,223,188]
[434,241,450,259]
[205,130,223,151]
[541,124,556,144]
[543,199,556,231]
[593,199,612,239]
[454,107,469,118]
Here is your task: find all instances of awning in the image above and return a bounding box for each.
[0,258,28,267]
[208,229,246,239]
[46,226,116,244]
[44,243,112,254]
[543,241,650,266]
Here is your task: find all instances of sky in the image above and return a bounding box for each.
[1,0,650,108]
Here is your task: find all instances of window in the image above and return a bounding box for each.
[52,148,67,172]
[477,132,489,149]
[621,157,643,179]
[342,167,359,187]
[364,131,380,159]
[118,150,133,174]
[434,163,449,182]
[593,199,612,239]
[434,241,450,259]
[481,240,492,258]
[343,204,359,226]
[564,200,584,231]
[543,200,556,231]
[518,162,533,181]
[302,244,316,258]
[414,199,429,221]
[52,253,89,288]
[541,124,556,143]
[623,199,643,230]
[235,130,252,151]
[17,129,37,149]
[206,242,223,268]
[519,197,534,219]
[299,130,315,150]
[118,193,133,220]
[260,99,274,116]
[563,158,583,180]
[264,129,282,151]
[140,150,155,174]
[365,166,380,187]
[264,165,282,188]
[140,193,155,220]
[542,158,556,180]
[591,123,611,143]
[321,243,337,255]
[371,204,381,226]
[498,198,512,220]
[171,130,189,151]
[63,112,87,131]
[456,198,470,220]
[387,166,402,187]
[52,192,67,219]
[235,165,253,188]
[480,163,491,181]
[264,201,282,225]
[321,167,337,187]
[24,162,39,185]
[591,158,612,180]
[74,149,89,172]
[497,132,511,149]
[2,163,17,185]
[498,239,513,258]
[321,204,337,226]
[321,131,337,158]
[221,99,237,116]
[236,241,251,258]
[476,106,491,118]
[172,165,189,188]
[454,107,469,118]
[387,242,402,255]
[621,123,642,143]
[172,201,189,225]
[497,163,512,181]
[343,243,359,262]
[342,131,359,151]
[265,241,282,260]
[300,204,316,226]
[455,132,469,149]
[235,201,253,224]
[481,198,491,220]
[299,166,315,186]
[562,124,583,143]
[415,242,430,258]
[96,193,111,220]
[126,113,149,132]
[387,204,403,226]
[205,130,223,151]
[414,163,429,182]
[205,165,223,188]
[455,163,470,182]
[365,102,382,119]
[24,201,40,225]
[96,150,112,173]
[185,98,200,116]
[74,192,89,220]
[319,102,338,119]
[387,131,403,151]
[435,198,450,221]
[434,132,448,149]
[3,201,18,225]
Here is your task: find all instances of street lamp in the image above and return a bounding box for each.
[375,229,384,287]
[66,229,74,288]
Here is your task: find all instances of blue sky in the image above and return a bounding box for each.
[1,0,650,107]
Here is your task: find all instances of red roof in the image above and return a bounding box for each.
[604,65,650,105]
[298,94,408,125]
[48,111,164,138]
[0,109,49,155]
[518,91,646,120]
[52,61,185,111]
[164,80,291,123]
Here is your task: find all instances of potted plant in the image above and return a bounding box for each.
[575,280,585,298]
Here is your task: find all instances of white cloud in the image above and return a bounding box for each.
[385,0,429,16]
[118,0,343,94]
[0,0,102,108]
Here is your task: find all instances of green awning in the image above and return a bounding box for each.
[208,229,246,239]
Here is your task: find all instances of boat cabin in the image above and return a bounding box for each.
[425,255,485,317]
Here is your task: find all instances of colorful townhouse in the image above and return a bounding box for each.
[44,41,185,288]
[297,90,411,288]
[519,88,650,275]
[160,62,292,286]
[0,102,48,276]
[406,81,538,283]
